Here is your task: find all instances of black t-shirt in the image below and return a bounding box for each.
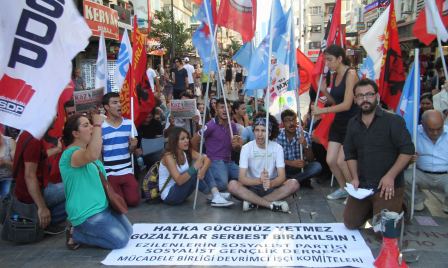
[172,67,188,91]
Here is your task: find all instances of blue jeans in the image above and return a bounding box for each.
[208,160,239,191]
[73,209,133,249]
[285,161,322,182]
[164,170,214,205]
[43,183,66,224]
[0,179,12,199]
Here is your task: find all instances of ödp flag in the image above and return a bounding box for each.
[414,0,448,46]
[216,0,256,43]
[95,31,109,94]
[115,30,132,90]
[397,63,420,138]
[0,0,91,139]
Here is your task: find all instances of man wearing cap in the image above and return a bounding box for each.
[405,110,448,213]
[183,57,195,93]
[228,113,299,213]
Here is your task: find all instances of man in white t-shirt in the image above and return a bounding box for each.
[183,57,195,91]
[228,114,300,212]
[146,61,159,92]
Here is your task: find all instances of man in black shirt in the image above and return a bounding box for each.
[343,79,414,229]
[171,57,188,99]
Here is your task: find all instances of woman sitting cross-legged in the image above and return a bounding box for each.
[159,127,233,207]
[59,113,133,250]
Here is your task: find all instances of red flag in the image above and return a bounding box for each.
[413,0,448,46]
[311,0,343,88]
[312,100,335,150]
[134,72,156,127]
[296,48,315,95]
[378,0,405,110]
[120,16,147,124]
[216,0,256,43]
[47,81,74,138]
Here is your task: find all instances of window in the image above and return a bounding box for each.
[309,41,321,49]
[310,25,322,33]
[310,6,322,15]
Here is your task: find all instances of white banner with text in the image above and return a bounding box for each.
[102,223,374,267]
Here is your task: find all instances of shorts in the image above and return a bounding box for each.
[248,185,275,197]
[328,120,348,144]
[188,83,194,90]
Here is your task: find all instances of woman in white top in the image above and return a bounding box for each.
[159,127,233,206]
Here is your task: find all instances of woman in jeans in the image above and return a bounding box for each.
[59,113,132,250]
[159,127,233,206]
[0,133,15,198]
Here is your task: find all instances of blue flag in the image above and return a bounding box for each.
[396,63,420,138]
[245,0,287,91]
[192,0,218,74]
[233,41,254,69]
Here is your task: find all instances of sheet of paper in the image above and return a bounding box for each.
[345,183,374,199]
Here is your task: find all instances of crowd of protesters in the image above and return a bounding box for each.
[0,46,447,253]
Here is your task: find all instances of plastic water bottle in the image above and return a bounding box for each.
[12,213,19,222]
[137,157,146,169]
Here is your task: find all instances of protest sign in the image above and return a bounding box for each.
[102,223,375,267]
[73,88,103,113]
[170,99,197,118]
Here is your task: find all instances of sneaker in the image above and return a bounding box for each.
[326,188,349,200]
[343,197,348,205]
[242,200,258,211]
[211,194,234,207]
[270,201,290,213]
[207,192,232,202]
[44,224,66,235]
[414,201,425,212]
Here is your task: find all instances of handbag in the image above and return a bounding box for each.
[93,163,128,214]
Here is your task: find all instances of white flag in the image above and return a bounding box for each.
[360,6,390,80]
[95,31,109,94]
[425,0,448,42]
[115,30,132,90]
[0,0,91,138]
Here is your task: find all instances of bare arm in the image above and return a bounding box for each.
[24,162,50,228]
[268,167,286,188]
[238,168,263,186]
[327,70,358,113]
[71,114,104,167]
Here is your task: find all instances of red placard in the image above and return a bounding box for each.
[83,0,119,40]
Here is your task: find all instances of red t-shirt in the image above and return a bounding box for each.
[14,132,45,204]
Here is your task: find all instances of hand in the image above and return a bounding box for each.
[197,168,205,180]
[169,115,175,126]
[231,135,242,149]
[91,113,104,126]
[409,153,418,164]
[57,138,63,152]
[134,148,143,157]
[298,135,307,146]
[37,206,51,229]
[193,156,203,170]
[129,137,138,151]
[378,174,395,200]
[261,170,270,190]
[351,178,360,190]
[192,115,200,124]
[292,159,305,169]
[312,107,325,116]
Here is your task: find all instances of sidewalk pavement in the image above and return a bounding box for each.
[0,178,447,268]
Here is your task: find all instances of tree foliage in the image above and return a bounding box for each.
[149,10,192,59]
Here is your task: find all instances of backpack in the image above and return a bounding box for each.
[142,161,171,203]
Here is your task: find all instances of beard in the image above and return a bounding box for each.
[360,99,378,114]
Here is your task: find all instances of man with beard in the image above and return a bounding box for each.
[276,109,322,188]
[343,79,414,229]
[101,92,140,207]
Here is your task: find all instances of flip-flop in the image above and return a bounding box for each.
[66,224,80,250]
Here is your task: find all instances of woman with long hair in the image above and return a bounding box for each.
[312,45,359,200]
[159,127,233,206]
[60,113,132,250]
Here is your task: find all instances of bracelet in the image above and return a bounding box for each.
[93,124,102,128]
[187,166,197,177]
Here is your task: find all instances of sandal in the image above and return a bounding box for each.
[66,223,80,250]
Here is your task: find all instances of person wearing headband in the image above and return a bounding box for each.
[228,113,299,213]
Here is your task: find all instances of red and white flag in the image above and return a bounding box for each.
[413,0,448,45]
[216,0,256,43]
[0,0,91,138]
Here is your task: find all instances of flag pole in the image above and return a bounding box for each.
[290,0,304,171]
[203,0,234,138]
[436,35,448,79]
[130,96,135,174]
[410,48,419,220]
[264,1,276,176]
[193,22,217,210]
[308,73,325,135]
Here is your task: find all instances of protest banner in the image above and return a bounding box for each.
[73,88,103,112]
[170,99,197,119]
[102,223,375,267]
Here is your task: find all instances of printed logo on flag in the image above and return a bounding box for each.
[0,75,35,116]
[230,0,253,12]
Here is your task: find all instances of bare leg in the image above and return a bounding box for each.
[228,181,271,208]
[326,142,347,189]
[337,148,352,182]
[263,179,300,202]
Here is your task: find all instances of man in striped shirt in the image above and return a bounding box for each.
[101,92,140,206]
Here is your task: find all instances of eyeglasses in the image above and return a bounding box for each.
[355,92,376,99]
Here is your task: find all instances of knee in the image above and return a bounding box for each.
[287,179,300,192]
[110,233,130,249]
[336,157,346,169]
[326,155,337,168]
[227,180,240,194]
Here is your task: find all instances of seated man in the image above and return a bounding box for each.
[228,113,299,212]
[405,110,448,213]
[13,131,66,233]
[276,109,322,187]
[343,79,414,229]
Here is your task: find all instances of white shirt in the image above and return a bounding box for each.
[146,68,157,91]
[239,140,285,180]
[184,63,195,84]
[159,152,189,200]
[433,89,448,112]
